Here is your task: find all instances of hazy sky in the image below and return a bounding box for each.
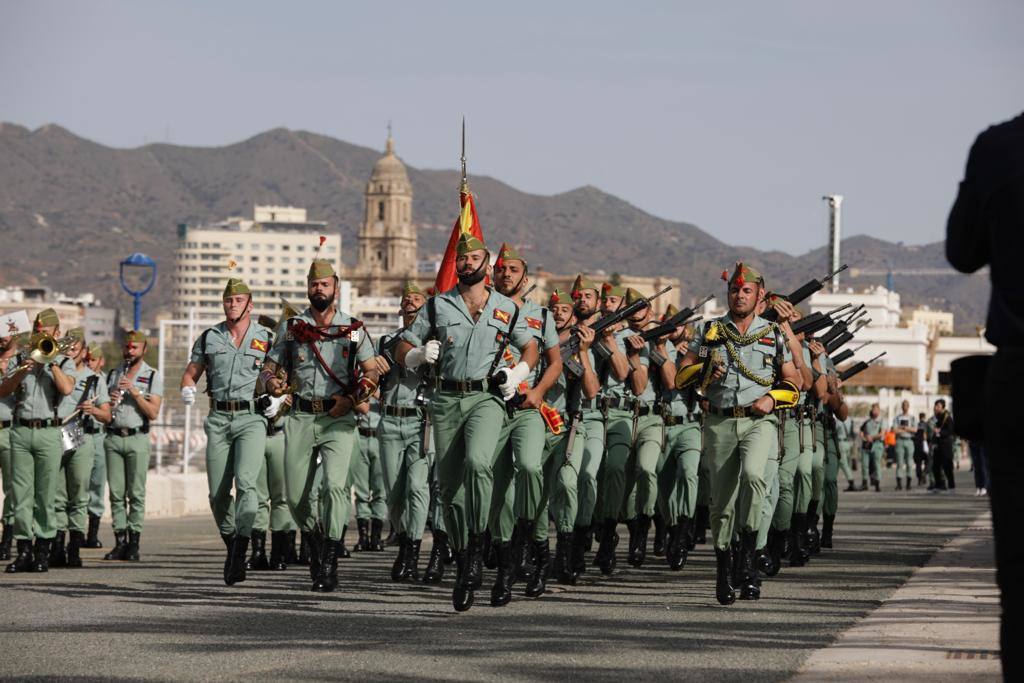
[2,2,1021,253]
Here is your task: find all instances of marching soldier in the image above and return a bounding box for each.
[860,405,885,492]
[799,336,831,557]
[262,258,379,593]
[0,308,75,573]
[820,352,849,548]
[395,232,539,612]
[103,330,163,562]
[487,243,561,607]
[0,330,18,561]
[892,400,916,491]
[351,399,387,552]
[252,402,294,571]
[83,343,108,548]
[180,278,274,585]
[51,329,111,568]
[675,263,800,604]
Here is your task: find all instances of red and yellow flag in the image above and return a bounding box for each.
[435,188,485,292]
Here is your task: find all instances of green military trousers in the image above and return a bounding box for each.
[0,428,13,526]
[427,449,446,534]
[490,408,546,542]
[378,413,430,541]
[621,412,665,520]
[283,411,357,542]
[704,412,778,550]
[810,428,826,505]
[862,441,884,485]
[204,409,265,538]
[756,441,781,550]
[771,415,803,532]
[533,422,588,542]
[430,390,505,552]
[657,419,702,523]
[105,433,151,533]
[574,411,605,528]
[792,417,816,516]
[838,438,854,483]
[823,430,841,517]
[254,429,294,533]
[597,408,634,522]
[86,431,106,518]
[894,438,914,480]
[351,429,387,521]
[10,425,63,540]
[54,439,95,533]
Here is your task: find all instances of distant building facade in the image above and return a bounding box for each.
[0,286,117,344]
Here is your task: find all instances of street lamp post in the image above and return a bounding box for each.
[119,253,157,330]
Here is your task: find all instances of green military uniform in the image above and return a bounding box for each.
[686,263,789,604]
[835,416,855,488]
[861,416,884,489]
[892,410,916,489]
[400,233,535,611]
[84,344,108,546]
[253,413,295,567]
[820,355,842,547]
[803,345,828,556]
[105,343,162,545]
[0,356,15,560]
[351,403,387,549]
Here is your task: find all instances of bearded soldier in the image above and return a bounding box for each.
[180,278,274,585]
[396,232,539,612]
[262,259,379,593]
[675,263,800,605]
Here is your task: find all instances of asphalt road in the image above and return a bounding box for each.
[0,470,990,682]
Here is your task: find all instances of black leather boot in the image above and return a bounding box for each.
[596,518,619,576]
[67,530,85,568]
[845,480,857,492]
[84,513,103,548]
[789,514,808,567]
[248,530,270,570]
[469,533,485,589]
[220,533,234,575]
[103,530,127,561]
[859,480,869,491]
[355,518,370,552]
[338,525,351,558]
[570,525,588,579]
[807,500,821,555]
[668,517,692,571]
[625,518,640,565]
[31,538,51,572]
[384,525,398,547]
[490,541,515,607]
[268,531,288,570]
[553,531,575,585]
[452,546,475,612]
[765,527,784,578]
[311,539,340,593]
[821,514,835,549]
[369,518,384,551]
[524,539,550,598]
[630,514,650,567]
[49,531,68,568]
[905,476,912,491]
[297,531,311,566]
[738,531,760,600]
[391,533,410,581]
[652,513,666,557]
[225,535,249,586]
[715,546,736,605]
[896,477,903,491]
[404,539,421,582]
[514,520,536,580]
[1,523,14,560]
[423,531,447,584]
[306,528,323,581]
[694,505,709,545]
[482,530,497,570]
[125,531,141,562]
[873,478,881,492]
[5,539,33,573]
[285,530,298,564]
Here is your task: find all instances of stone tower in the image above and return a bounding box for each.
[357,131,416,279]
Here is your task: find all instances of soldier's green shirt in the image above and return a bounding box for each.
[892,412,917,440]
[378,330,422,409]
[108,360,164,429]
[0,357,15,422]
[661,344,701,417]
[401,287,534,383]
[862,418,884,438]
[507,299,559,387]
[600,328,634,401]
[835,417,852,440]
[624,329,656,404]
[13,354,72,421]
[544,346,594,415]
[268,307,374,400]
[58,362,110,420]
[189,320,273,403]
[688,313,792,409]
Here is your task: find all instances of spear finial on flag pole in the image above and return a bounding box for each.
[460,116,468,194]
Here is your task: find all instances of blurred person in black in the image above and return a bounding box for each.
[946,110,1024,681]
[929,399,955,491]
[912,411,930,486]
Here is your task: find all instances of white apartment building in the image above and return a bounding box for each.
[907,306,955,336]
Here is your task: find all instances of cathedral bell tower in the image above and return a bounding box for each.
[357,130,416,280]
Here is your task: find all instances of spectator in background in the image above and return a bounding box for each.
[969,441,989,497]
[930,399,955,492]
[912,412,930,487]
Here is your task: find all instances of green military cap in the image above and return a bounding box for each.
[67,327,85,341]
[494,242,526,268]
[125,330,147,344]
[720,261,764,287]
[662,304,680,321]
[548,288,572,309]
[34,308,60,329]
[402,280,423,297]
[571,274,600,299]
[86,342,103,359]
[456,231,487,256]
[624,287,649,307]
[307,259,336,282]
[601,282,626,300]
[223,277,250,298]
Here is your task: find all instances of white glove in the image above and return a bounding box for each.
[406,340,441,369]
[262,394,287,419]
[181,386,196,406]
[498,361,530,401]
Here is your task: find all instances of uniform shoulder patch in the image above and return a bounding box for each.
[525,317,542,330]
[758,337,775,347]
[250,338,269,352]
[493,309,511,325]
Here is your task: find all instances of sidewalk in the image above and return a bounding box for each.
[791,511,1001,681]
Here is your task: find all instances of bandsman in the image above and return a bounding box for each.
[0,329,19,561]
[83,343,108,548]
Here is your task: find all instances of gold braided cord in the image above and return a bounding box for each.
[722,338,776,386]
[711,319,777,346]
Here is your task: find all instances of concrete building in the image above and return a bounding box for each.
[0,286,116,343]
[907,306,955,336]
[351,296,402,340]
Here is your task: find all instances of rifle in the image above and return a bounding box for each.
[818,306,866,348]
[762,265,849,322]
[839,351,887,381]
[829,341,872,366]
[825,318,870,355]
[640,294,713,342]
[560,285,673,377]
[789,303,853,336]
[379,322,413,367]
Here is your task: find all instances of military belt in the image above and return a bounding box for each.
[16,418,60,429]
[358,427,377,438]
[108,426,149,437]
[580,398,601,411]
[663,413,700,426]
[383,405,418,418]
[604,397,636,411]
[635,403,657,417]
[84,425,102,435]
[295,397,332,414]
[706,404,761,419]
[437,379,487,393]
[267,423,285,437]
[212,399,254,412]
[0,419,11,429]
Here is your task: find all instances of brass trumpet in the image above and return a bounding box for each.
[6,333,77,376]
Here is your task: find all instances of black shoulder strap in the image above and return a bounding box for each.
[83,374,99,402]
[427,297,438,341]
[142,370,156,429]
[347,323,363,380]
[200,328,213,396]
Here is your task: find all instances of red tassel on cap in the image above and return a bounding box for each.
[720,270,729,282]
